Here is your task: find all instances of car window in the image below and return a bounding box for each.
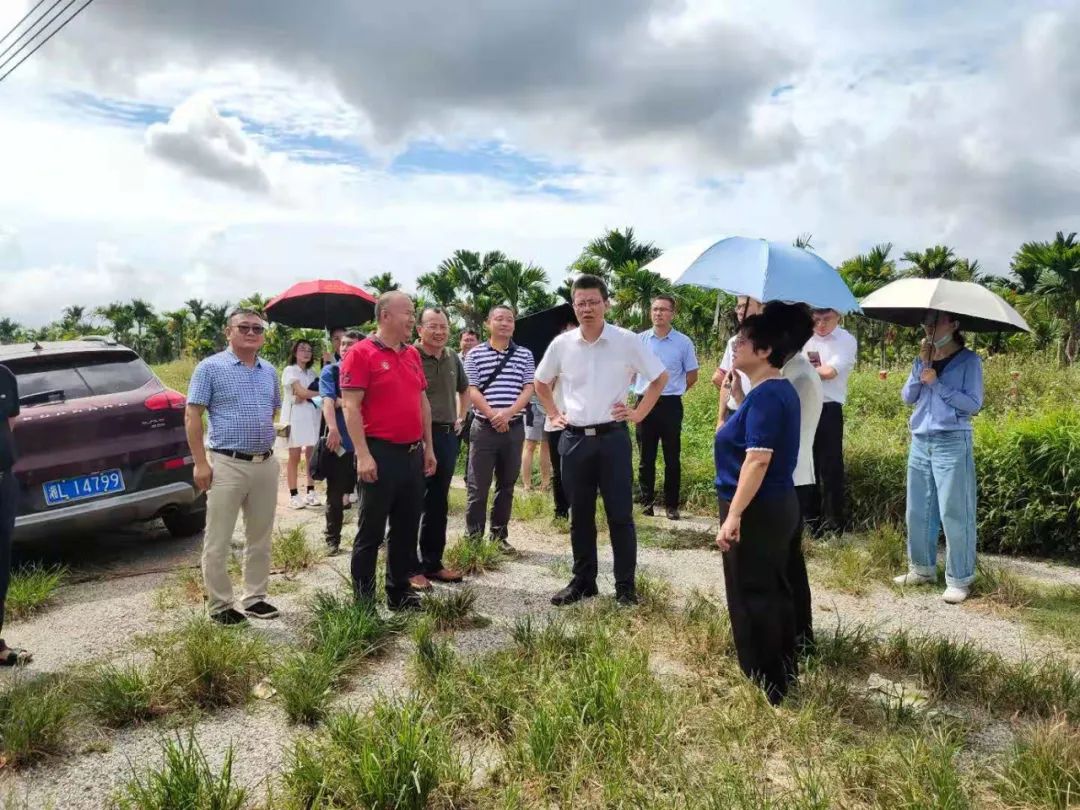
[9,353,153,401]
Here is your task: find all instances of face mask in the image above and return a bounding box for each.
[932,331,954,349]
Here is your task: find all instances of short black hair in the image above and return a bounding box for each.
[652,294,676,311]
[419,306,449,324]
[343,330,363,342]
[762,302,813,361]
[462,329,479,338]
[571,273,609,300]
[738,314,787,369]
[328,326,346,336]
[487,304,516,319]
[226,307,264,326]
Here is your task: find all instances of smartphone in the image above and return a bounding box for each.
[334,444,347,457]
[807,350,821,367]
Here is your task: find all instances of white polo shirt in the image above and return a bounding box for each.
[803,326,857,405]
[782,353,823,487]
[535,322,665,427]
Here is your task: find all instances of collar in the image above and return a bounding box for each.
[650,327,676,341]
[225,349,264,368]
[369,334,407,352]
[415,341,447,360]
[576,322,611,344]
[486,340,515,353]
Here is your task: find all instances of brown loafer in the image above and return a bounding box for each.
[408,574,434,591]
[427,568,464,583]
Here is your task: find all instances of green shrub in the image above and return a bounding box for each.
[116,732,246,810]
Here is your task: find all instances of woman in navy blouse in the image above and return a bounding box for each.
[714,312,802,704]
[894,311,984,604]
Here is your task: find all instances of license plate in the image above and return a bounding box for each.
[43,469,125,507]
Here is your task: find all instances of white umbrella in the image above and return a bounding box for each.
[860,278,1030,333]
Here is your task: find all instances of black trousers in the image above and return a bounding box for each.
[559,426,636,591]
[418,428,460,574]
[323,449,357,548]
[545,429,569,518]
[792,485,817,654]
[635,395,683,508]
[719,490,801,705]
[0,468,15,638]
[808,402,846,534]
[352,439,424,604]
[465,419,524,540]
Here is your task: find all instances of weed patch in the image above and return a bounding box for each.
[116,732,246,810]
[306,590,400,669]
[995,716,1080,809]
[272,651,339,726]
[0,674,72,767]
[152,567,204,610]
[6,564,66,620]
[79,661,158,728]
[637,523,715,550]
[444,533,504,575]
[272,525,317,576]
[420,586,485,631]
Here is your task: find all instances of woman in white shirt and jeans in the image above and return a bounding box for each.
[281,340,322,509]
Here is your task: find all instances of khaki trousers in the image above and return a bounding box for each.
[201,453,279,614]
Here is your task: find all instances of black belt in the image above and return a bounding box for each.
[431,422,456,433]
[212,448,273,462]
[564,421,623,437]
[368,437,423,453]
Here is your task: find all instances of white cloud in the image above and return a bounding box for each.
[145,95,271,193]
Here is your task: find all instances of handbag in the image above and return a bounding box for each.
[462,343,518,436]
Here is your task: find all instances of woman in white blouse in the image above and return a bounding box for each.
[281,340,322,509]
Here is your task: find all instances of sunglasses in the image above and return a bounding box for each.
[234,324,265,335]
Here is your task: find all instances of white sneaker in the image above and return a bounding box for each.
[893,572,936,586]
[943,586,969,604]
[289,494,306,510]
[304,491,321,507]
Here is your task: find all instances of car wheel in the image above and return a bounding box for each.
[163,507,207,538]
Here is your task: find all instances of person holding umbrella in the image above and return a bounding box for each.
[893,311,984,604]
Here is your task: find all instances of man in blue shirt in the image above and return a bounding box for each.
[320,330,362,554]
[185,308,282,626]
[634,295,699,520]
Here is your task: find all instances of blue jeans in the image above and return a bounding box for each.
[905,431,977,588]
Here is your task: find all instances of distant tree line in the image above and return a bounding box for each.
[2,229,1077,366]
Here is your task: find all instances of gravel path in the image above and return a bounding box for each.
[3,471,1077,808]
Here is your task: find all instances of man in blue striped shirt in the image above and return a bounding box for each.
[463,305,535,553]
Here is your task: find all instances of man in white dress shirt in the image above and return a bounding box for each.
[802,308,858,536]
[712,296,762,428]
[535,274,668,607]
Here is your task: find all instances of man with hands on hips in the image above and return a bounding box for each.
[535,274,668,608]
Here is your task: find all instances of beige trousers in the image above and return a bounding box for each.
[201,453,279,614]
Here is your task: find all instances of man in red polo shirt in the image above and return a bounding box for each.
[341,291,436,611]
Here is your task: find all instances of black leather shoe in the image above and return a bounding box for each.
[550,581,599,607]
[615,589,639,606]
[642,504,654,517]
[388,594,423,612]
[666,507,680,521]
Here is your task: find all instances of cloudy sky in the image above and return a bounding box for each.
[1,0,1078,326]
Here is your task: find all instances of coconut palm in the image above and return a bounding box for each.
[901,245,962,279]
[97,302,135,343]
[416,271,458,311]
[488,260,548,314]
[577,228,661,282]
[436,249,508,332]
[1014,232,1080,363]
[366,272,401,295]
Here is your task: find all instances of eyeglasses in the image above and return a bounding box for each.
[574,299,605,310]
[234,324,265,335]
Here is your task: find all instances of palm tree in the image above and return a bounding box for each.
[577,228,660,282]
[96,302,135,342]
[901,245,961,279]
[61,305,87,334]
[1014,232,1080,363]
[488,260,548,313]
[366,272,400,295]
[416,271,458,311]
[163,309,190,359]
[239,292,270,317]
[520,285,558,316]
[610,261,672,330]
[794,233,814,250]
[0,317,20,344]
[129,299,155,352]
[436,250,508,332]
[840,243,898,366]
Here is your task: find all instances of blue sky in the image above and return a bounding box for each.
[1,0,1078,325]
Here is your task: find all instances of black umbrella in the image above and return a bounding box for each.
[513,303,577,362]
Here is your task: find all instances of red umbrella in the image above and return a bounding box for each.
[265,279,377,329]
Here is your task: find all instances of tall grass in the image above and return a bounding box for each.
[0,675,72,767]
[78,661,158,728]
[116,732,246,810]
[5,564,66,620]
[995,716,1080,809]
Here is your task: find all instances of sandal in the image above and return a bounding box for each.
[0,641,32,667]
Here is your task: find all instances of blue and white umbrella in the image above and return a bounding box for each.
[643,236,861,313]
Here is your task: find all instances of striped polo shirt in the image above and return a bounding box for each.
[464,341,535,419]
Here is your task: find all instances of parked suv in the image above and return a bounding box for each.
[3,339,205,541]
